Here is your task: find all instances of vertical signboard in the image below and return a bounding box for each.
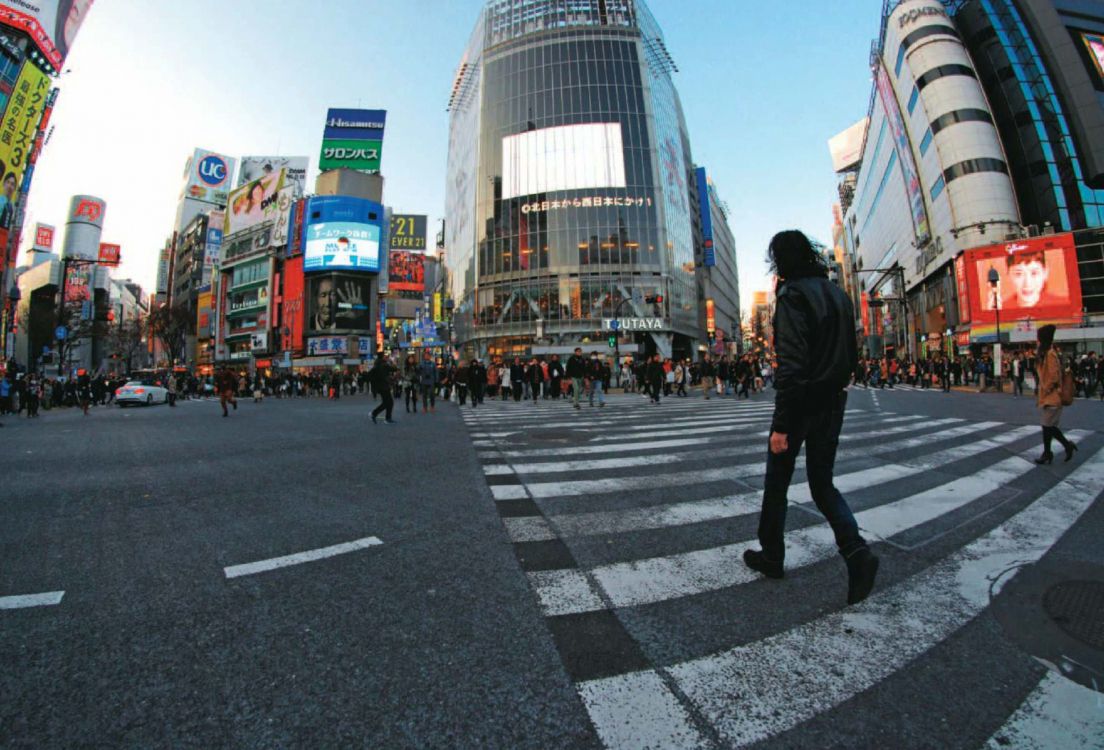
[319,108,386,173]
[388,214,427,250]
[874,61,930,247]
[705,298,716,334]
[0,59,50,226]
[696,167,716,267]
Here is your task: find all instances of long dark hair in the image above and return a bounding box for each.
[768,230,829,281]
[1037,324,1056,353]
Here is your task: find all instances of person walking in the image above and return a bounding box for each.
[586,352,607,407]
[468,359,486,408]
[548,354,564,399]
[418,351,438,413]
[565,347,587,410]
[646,353,665,404]
[403,354,419,414]
[743,230,879,606]
[1011,353,1025,397]
[369,354,397,424]
[167,374,178,407]
[528,357,544,404]
[1034,325,1077,464]
[699,354,715,400]
[216,367,238,417]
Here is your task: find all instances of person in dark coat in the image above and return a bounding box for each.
[645,354,665,404]
[369,355,397,423]
[548,354,564,399]
[743,230,878,606]
[468,359,486,408]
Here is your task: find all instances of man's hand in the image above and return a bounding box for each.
[769,431,789,455]
[337,281,363,308]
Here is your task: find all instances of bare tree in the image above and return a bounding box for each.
[107,315,147,374]
[149,305,191,368]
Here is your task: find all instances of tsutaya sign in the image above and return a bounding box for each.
[602,317,664,331]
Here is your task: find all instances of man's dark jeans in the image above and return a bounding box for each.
[758,390,866,563]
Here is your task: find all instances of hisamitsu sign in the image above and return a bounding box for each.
[602,318,664,331]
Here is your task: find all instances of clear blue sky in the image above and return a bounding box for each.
[24,0,880,310]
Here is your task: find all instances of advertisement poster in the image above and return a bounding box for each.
[224,168,286,236]
[270,185,295,248]
[0,0,94,68]
[388,251,425,292]
[963,233,1082,323]
[874,62,930,247]
[181,148,236,206]
[97,242,120,265]
[239,155,308,198]
[306,274,372,333]
[954,253,971,324]
[64,262,90,304]
[388,214,427,250]
[303,220,380,272]
[0,59,50,223]
[319,108,386,173]
[1082,32,1104,80]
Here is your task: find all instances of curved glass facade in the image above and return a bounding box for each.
[446,0,697,358]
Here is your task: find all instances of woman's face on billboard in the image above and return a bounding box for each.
[1008,257,1048,307]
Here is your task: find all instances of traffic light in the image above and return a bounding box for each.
[644,294,664,304]
[608,334,617,348]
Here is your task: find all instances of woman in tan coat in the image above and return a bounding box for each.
[1035,324,1077,464]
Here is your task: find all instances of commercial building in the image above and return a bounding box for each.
[445,0,711,361]
[838,0,1104,357]
[690,166,741,355]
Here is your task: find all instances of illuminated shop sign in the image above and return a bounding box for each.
[520,195,653,214]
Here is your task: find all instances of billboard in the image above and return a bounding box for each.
[204,211,224,268]
[304,220,380,272]
[320,108,386,173]
[61,194,105,260]
[270,185,295,248]
[306,273,372,333]
[874,62,930,247]
[388,214,427,250]
[388,251,425,293]
[32,222,54,251]
[501,122,626,200]
[1082,32,1104,81]
[224,168,286,236]
[181,148,236,206]
[97,242,119,265]
[0,0,93,69]
[238,155,308,198]
[962,233,1082,324]
[695,167,715,267]
[827,118,869,173]
[0,60,50,226]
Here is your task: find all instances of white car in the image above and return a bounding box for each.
[116,379,169,407]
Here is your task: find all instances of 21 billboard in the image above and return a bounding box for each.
[962,233,1082,324]
[388,214,426,250]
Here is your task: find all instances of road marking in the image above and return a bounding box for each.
[0,591,65,609]
[578,670,710,750]
[985,672,1104,749]
[224,536,383,579]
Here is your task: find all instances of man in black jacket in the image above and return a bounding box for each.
[548,354,564,399]
[743,230,878,606]
[565,347,587,410]
[369,354,397,424]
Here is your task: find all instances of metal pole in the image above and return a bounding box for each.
[995,297,1001,393]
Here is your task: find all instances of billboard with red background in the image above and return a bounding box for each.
[281,256,305,353]
[388,250,425,292]
[962,233,1081,325]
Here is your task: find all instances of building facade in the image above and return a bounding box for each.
[446,0,705,361]
[690,166,741,354]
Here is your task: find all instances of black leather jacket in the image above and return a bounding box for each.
[771,275,858,433]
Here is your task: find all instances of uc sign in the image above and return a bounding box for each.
[198,155,229,187]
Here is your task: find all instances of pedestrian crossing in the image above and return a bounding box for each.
[460,393,1104,749]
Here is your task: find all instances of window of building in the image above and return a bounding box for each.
[915,64,977,91]
[942,157,1008,184]
[907,86,920,114]
[929,108,993,135]
[930,175,946,200]
[920,128,933,155]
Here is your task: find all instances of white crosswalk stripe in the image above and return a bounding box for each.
[462,393,1104,749]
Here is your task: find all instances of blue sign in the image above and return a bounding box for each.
[303,195,385,273]
[323,108,387,141]
[55,325,67,341]
[198,154,230,187]
[696,167,716,268]
[609,319,620,331]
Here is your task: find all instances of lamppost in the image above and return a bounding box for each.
[988,266,1002,393]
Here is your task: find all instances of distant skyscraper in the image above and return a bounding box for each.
[445,0,703,360]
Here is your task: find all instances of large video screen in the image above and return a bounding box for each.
[963,233,1082,323]
[304,221,381,272]
[306,274,372,333]
[501,122,626,200]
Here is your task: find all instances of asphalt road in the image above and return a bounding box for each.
[1,386,1102,748]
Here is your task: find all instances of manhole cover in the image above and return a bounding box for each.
[1043,581,1104,650]
[528,429,586,443]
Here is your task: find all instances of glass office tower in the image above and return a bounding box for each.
[445,0,698,360]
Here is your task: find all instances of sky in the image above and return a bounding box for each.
[22,0,881,312]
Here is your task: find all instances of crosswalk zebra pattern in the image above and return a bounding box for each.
[460,393,1104,749]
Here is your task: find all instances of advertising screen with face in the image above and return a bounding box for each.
[965,233,1082,323]
[0,0,94,68]
[304,221,380,272]
[224,168,285,236]
[307,274,372,333]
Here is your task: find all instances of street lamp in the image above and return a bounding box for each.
[988,267,1002,393]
